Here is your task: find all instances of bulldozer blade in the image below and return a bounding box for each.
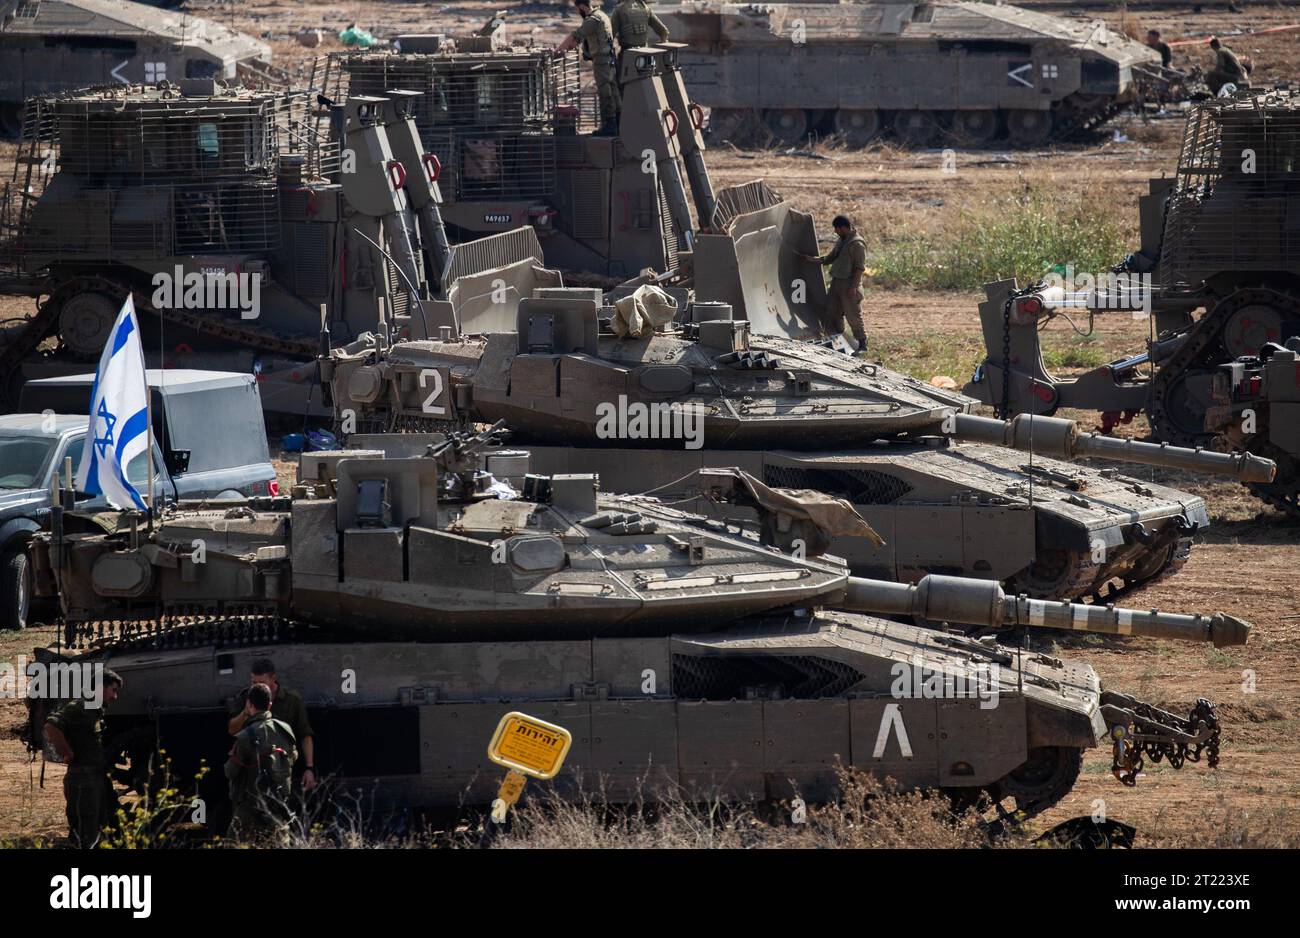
[439,227,562,335]
[695,185,827,340]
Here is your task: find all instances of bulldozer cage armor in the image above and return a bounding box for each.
[311,49,598,205]
[0,85,340,278]
[1159,88,1300,297]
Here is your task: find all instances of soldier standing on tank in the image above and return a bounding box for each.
[556,0,620,136]
[224,682,299,840]
[228,657,317,794]
[1145,30,1172,69]
[800,215,870,355]
[43,669,124,848]
[610,0,670,58]
[1206,37,1249,94]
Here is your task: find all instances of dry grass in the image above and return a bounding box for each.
[491,768,1009,850]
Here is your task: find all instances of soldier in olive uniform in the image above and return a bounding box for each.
[800,214,870,354]
[44,669,124,848]
[224,682,298,840]
[557,0,620,135]
[1206,37,1249,94]
[1145,30,1172,70]
[228,657,317,793]
[610,0,670,55]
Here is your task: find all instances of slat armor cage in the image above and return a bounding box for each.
[315,47,593,204]
[1158,89,1300,296]
[0,83,338,273]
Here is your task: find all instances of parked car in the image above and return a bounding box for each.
[2,370,278,629]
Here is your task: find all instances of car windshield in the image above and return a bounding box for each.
[0,434,58,490]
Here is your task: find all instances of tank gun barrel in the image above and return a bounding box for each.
[951,412,1276,483]
[841,574,1249,647]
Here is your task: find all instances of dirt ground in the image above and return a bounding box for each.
[3,2,1300,846]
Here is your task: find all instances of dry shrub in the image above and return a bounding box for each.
[1142,803,1300,849]
[489,767,1015,850]
[795,768,999,849]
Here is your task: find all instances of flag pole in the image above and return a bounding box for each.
[143,294,155,533]
[146,377,154,532]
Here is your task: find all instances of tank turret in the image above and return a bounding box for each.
[327,309,1273,484]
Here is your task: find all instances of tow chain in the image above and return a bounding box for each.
[1101,692,1220,786]
[997,281,1044,419]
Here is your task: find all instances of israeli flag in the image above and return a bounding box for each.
[74,295,151,510]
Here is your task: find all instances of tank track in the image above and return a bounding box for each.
[1148,287,1300,446]
[991,746,1083,820]
[1147,287,1300,517]
[1009,532,1191,607]
[1244,442,1300,518]
[0,275,318,410]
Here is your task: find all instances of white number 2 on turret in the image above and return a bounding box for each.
[419,368,447,415]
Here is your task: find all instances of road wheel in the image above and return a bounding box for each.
[893,110,938,147]
[58,291,120,360]
[705,107,756,145]
[1223,302,1286,357]
[833,109,882,146]
[991,746,1083,814]
[1006,548,1097,601]
[764,109,808,146]
[949,109,999,146]
[1006,109,1053,146]
[1,546,30,631]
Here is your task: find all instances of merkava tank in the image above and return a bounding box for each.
[964,89,1300,516]
[0,0,278,135]
[324,289,1274,605]
[655,1,1160,147]
[24,422,1243,820]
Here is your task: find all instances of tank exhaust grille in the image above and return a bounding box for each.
[763,464,912,505]
[672,654,863,700]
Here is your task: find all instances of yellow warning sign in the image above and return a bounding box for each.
[487,711,573,780]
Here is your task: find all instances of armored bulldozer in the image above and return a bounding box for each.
[24,423,1241,820]
[965,89,1300,515]
[0,79,550,414]
[316,28,826,310]
[324,290,1273,605]
[0,0,279,136]
[656,1,1159,147]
